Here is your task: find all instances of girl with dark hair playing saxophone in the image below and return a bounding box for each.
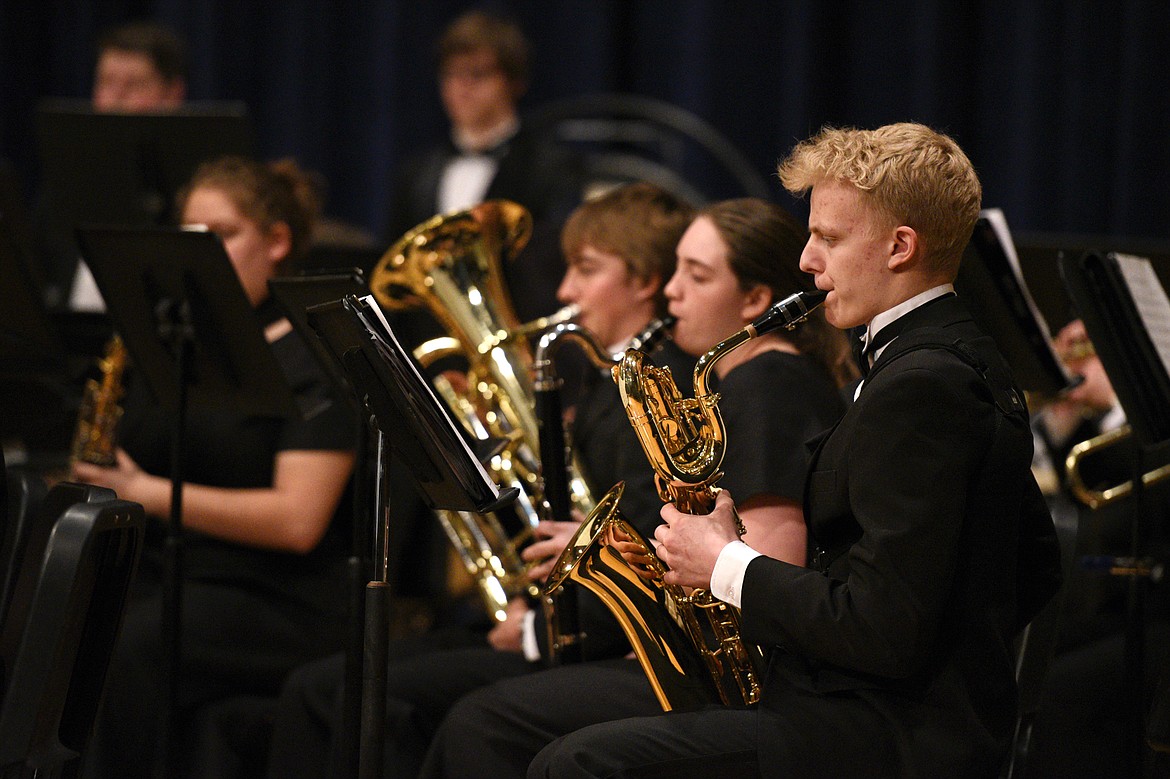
[73,156,359,779]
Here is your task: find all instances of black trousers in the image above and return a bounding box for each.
[83,575,345,779]
[421,657,928,779]
[419,658,668,779]
[265,629,535,779]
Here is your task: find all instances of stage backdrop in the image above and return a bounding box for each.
[2,0,1168,246]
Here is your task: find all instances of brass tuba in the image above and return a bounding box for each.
[369,200,591,621]
[546,289,827,710]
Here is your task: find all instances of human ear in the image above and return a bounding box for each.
[266,222,293,267]
[633,272,661,304]
[887,225,919,272]
[740,283,772,321]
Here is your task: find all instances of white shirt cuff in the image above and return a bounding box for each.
[710,540,761,609]
[521,607,542,662]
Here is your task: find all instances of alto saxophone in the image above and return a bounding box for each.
[546,289,827,710]
[71,335,129,466]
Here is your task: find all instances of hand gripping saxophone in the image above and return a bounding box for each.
[545,289,827,710]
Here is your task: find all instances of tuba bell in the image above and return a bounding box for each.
[369,200,592,621]
[546,289,827,710]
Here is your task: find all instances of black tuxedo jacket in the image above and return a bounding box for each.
[739,294,1062,777]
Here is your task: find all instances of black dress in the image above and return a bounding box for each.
[84,298,359,779]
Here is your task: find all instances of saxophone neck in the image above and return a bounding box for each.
[533,321,616,389]
[693,329,751,397]
[692,289,828,395]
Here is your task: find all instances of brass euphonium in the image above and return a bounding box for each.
[545,289,828,710]
[368,200,591,622]
[71,334,129,466]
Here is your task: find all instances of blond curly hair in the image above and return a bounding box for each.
[777,122,981,275]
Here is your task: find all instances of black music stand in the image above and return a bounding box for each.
[1060,249,1170,775]
[0,181,73,463]
[74,225,298,771]
[958,209,1075,396]
[307,293,517,779]
[269,269,369,779]
[34,99,253,306]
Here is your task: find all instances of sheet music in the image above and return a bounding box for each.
[983,209,1061,345]
[980,207,1071,384]
[1113,253,1170,381]
[355,294,500,494]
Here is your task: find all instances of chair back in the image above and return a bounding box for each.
[0,467,48,628]
[525,92,772,205]
[0,483,144,775]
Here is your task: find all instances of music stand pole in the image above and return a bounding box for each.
[337,416,375,779]
[307,293,519,779]
[358,426,393,779]
[157,298,194,774]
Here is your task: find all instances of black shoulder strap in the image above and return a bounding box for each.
[867,327,1027,418]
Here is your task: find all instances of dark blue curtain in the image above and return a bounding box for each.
[3,0,1168,243]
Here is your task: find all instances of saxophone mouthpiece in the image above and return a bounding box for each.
[748,289,828,337]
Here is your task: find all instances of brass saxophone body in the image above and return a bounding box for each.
[71,335,128,467]
[546,289,827,710]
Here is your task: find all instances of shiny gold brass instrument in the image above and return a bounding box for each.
[1043,332,1170,509]
[1065,426,1170,509]
[70,335,128,466]
[369,200,592,622]
[547,290,827,710]
[533,317,675,663]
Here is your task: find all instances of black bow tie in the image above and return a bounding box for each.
[850,328,869,378]
[855,292,957,379]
